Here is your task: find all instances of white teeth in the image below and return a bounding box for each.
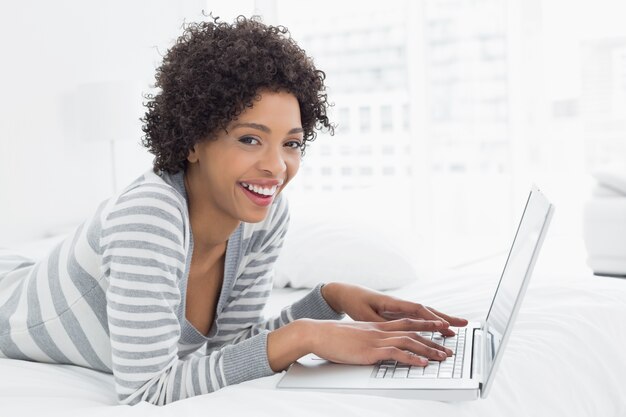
[241,182,277,196]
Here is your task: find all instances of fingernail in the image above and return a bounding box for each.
[439,351,446,358]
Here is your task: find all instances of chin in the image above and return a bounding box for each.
[239,210,270,224]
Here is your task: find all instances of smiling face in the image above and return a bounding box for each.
[185,90,303,225]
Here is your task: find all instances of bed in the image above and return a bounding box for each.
[1,235,625,417]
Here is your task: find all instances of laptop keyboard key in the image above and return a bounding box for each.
[393,368,409,378]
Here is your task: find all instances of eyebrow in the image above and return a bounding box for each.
[231,122,304,135]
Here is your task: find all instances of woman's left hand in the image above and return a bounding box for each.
[321,282,468,337]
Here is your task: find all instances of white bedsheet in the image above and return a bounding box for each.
[2,238,625,417]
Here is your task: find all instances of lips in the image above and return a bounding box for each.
[239,179,284,187]
[238,183,275,207]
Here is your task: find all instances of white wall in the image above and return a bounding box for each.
[0,0,254,245]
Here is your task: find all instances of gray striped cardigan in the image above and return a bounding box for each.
[0,169,342,405]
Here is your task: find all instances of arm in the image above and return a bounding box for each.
[230,283,343,344]
[103,187,276,405]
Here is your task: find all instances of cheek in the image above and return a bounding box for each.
[218,150,250,176]
[286,154,301,178]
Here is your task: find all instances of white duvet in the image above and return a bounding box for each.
[2,240,625,417]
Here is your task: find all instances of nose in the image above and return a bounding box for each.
[259,144,287,175]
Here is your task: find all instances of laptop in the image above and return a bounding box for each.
[277,186,554,401]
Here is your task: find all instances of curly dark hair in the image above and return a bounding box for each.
[141,15,334,174]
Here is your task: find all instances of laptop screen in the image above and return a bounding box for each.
[482,187,553,395]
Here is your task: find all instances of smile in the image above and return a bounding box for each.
[240,182,278,196]
[238,182,279,208]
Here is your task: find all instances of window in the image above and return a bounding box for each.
[359,106,371,133]
[269,0,626,272]
[402,103,411,131]
[382,166,396,175]
[381,105,393,131]
[359,166,374,175]
[338,107,351,133]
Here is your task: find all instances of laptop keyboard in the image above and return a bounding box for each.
[373,327,466,379]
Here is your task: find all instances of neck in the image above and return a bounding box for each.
[183,170,240,254]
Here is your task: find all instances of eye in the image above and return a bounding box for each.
[239,136,260,145]
[285,140,303,150]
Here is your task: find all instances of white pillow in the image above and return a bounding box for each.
[273,216,419,290]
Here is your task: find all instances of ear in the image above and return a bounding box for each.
[187,144,200,163]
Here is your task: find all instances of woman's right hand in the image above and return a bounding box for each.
[308,318,454,367]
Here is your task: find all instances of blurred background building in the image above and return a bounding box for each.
[274,0,565,268]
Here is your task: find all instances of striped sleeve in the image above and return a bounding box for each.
[102,186,273,405]
[230,195,344,344]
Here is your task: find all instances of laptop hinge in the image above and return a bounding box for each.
[471,328,484,387]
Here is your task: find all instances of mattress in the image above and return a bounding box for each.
[1,237,625,417]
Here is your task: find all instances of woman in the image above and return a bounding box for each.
[0,16,467,405]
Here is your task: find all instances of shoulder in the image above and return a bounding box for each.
[101,170,189,241]
[107,170,186,217]
[118,170,186,210]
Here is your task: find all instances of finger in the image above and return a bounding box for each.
[381,301,451,327]
[377,318,446,332]
[381,336,450,361]
[379,311,410,320]
[358,311,387,323]
[384,331,454,356]
[426,306,469,327]
[438,328,457,337]
[414,334,454,356]
[375,347,428,367]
